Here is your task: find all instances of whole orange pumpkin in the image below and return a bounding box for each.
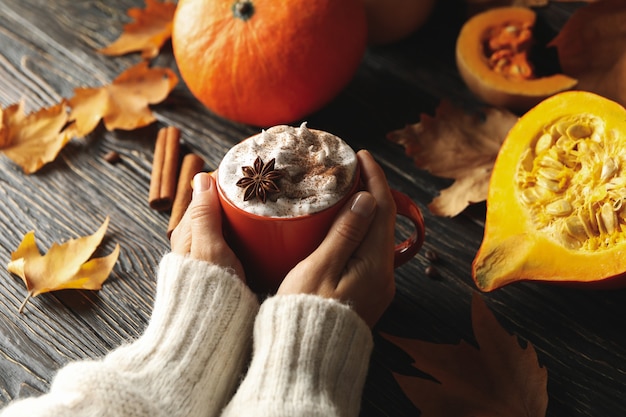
[172,0,368,127]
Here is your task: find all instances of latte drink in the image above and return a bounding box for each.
[218,123,358,218]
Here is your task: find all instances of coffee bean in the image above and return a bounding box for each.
[425,249,439,262]
[104,151,121,164]
[425,265,439,279]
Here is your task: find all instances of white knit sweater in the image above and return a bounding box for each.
[0,253,373,417]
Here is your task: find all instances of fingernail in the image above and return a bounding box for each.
[193,173,212,196]
[350,192,376,217]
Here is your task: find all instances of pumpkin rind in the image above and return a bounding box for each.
[473,91,626,291]
[172,0,367,127]
[456,7,577,112]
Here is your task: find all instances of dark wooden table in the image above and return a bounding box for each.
[1,0,625,416]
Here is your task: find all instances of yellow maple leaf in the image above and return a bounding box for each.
[7,217,120,314]
[388,100,518,217]
[98,0,177,59]
[0,101,72,174]
[383,293,548,417]
[67,61,178,137]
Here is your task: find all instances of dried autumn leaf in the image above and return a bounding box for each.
[99,0,177,59]
[7,216,120,313]
[0,101,72,174]
[67,61,178,137]
[550,0,626,107]
[465,0,548,14]
[466,0,599,15]
[383,293,548,417]
[0,102,26,147]
[388,100,518,217]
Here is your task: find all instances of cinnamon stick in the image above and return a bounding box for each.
[167,153,206,238]
[149,126,181,211]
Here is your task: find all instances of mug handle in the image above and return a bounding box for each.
[390,189,426,267]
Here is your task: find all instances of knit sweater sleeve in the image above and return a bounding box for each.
[0,253,260,417]
[220,294,374,417]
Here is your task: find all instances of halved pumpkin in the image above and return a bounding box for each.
[473,91,626,291]
[456,7,577,112]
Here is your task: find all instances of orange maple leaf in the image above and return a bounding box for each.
[383,293,548,417]
[0,101,72,174]
[6,217,120,314]
[550,0,626,107]
[67,61,178,137]
[99,0,177,59]
[388,100,518,217]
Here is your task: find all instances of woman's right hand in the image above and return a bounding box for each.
[277,150,397,327]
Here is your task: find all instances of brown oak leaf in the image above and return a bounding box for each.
[67,61,178,137]
[7,216,120,314]
[98,0,177,59]
[0,101,72,174]
[550,0,626,107]
[383,293,548,417]
[388,100,518,217]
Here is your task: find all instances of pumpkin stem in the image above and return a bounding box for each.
[232,1,254,21]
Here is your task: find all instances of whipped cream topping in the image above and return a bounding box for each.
[218,123,357,217]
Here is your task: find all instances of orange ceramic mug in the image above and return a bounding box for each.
[217,163,425,294]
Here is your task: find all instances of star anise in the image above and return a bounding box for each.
[236,156,282,203]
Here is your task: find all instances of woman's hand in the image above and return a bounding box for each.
[170,172,245,280]
[278,150,396,327]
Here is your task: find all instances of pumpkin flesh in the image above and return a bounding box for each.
[172,0,367,127]
[473,91,626,291]
[456,7,577,112]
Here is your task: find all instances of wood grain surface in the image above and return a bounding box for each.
[1,0,625,416]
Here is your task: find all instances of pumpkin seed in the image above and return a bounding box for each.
[536,166,562,181]
[577,211,595,238]
[536,175,563,192]
[535,133,554,154]
[559,226,582,249]
[600,202,617,234]
[600,156,618,182]
[564,216,588,241]
[567,123,592,139]
[545,199,573,216]
[537,154,564,170]
[520,186,550,204]
[587,202,599,234]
